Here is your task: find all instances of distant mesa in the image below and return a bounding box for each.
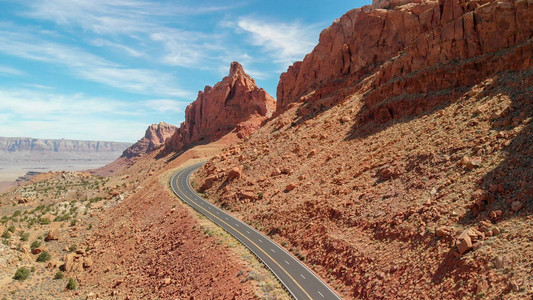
[0,137,131,154]
[166,61,276,151]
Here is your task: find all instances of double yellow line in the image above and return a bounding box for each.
[173,166,312,300]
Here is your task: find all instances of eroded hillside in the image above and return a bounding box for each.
[193,0,533,298]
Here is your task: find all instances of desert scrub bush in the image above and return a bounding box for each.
[13,267,30,281]
[69,244,77,252]
[40,217,51,225]
[1,230,10,239]
[70,219,77,227]
[36,251,51,262]
[30,240,41,250]
[54,271,64,279]
[7,225,15,233]
[66,278,77,290]
[19,231,29,241]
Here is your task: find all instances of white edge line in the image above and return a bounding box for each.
[173,164,301,300]
[182,163,342,300]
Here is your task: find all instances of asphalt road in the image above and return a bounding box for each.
[170,162,342,300]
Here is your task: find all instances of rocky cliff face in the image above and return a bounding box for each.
[194,0,533,298]
[167,62,276,151]
[277,0,532,122]
[121,122,177,158]
[0,137,131,155]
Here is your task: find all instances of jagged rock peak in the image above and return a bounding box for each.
[122,122,177,158]
[167,62,276,151]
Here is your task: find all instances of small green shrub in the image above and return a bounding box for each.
[40,217,51,225]
[69,244,77,252]
[1,231,10,239]
[36,251,51,262]
[20,232,30,241]
[66,278,77,290]
[54,271,64,280]
[7,225,15,233]
[13,267,30,281]
[30,240,41,250]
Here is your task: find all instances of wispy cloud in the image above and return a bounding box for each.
[77,67,193,98]
[0,25,192,98]
[0,65,25,76]
[90,39,144,57]
[0,88,187,141]
[143,99,187,113]
[225,16,320,67]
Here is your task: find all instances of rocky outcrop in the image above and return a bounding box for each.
[167,62,276,151]
[121,122,177,158]
[276,0,533,121]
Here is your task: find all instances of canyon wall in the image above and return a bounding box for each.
[277,0,532,123]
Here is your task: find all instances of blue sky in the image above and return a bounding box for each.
[0,0,369,142]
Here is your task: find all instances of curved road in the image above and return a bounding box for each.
[171,162,341,300]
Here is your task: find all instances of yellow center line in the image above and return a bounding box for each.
[174,167,312,300]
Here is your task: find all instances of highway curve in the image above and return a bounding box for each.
[170,162,341,300]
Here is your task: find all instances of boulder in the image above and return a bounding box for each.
[456,229,474,254]
[227,167,242,181]
[200,175,218,191]
[285,183,297,192]
[45,229,60,241]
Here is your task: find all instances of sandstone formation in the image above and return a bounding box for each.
[121,122,177,158]
[167,62,276,151]
[194,0,533,298]
[277,0,533,122]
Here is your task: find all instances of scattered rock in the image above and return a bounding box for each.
[45,229,60,241]
[285,183,297,192]
[340,115,351,123]
[510,201,523,212]
[491,227,501,235]
[456,229,476,254]
[32,246,46,255]
[200,175,217,191]
[436,226,453,238]
[490,210,503,220]
[494,255,511,269]
[477,278,489,293]
[83,257,93,269]
[227,167,242,181]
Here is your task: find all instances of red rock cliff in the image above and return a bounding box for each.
[167,62,276,151]
[122,122,177,158]
[276,0,533,119]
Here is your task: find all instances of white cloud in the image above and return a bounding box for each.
[0,25,192,98]
[0,88,183,142]
[227,16,320,67]
[143,99,187,113]
[90,39,144,57]
[0,65,25,76]
[77,67,194,98]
